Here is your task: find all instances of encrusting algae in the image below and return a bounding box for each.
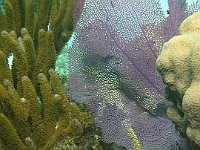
[0,0,100,150]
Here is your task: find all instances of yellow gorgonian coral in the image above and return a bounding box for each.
[0,1,97,149]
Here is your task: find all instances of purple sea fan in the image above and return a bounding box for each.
[65,0,193,149]
[73,0,85,27]
[163,0,188,41]
[72,0,167,110]
[187,0,200,16]
[163,0,200,41]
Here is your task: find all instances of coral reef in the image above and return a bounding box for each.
[56,0,200,149]
[0,0,100,150]
[127,127,141,150]
[0,28,95,150]
[0,0,74,54]
[156,12,200,149]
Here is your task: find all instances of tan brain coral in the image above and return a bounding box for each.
[156,12,200,149]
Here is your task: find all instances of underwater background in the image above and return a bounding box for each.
[56,0,199,149]
[0,0,199,150]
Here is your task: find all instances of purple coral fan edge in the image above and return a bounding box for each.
[102,20,163,95]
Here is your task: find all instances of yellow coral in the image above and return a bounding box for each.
[21,75,46,148]
[0,63,94,149]
[0,1,96,149]
[4,0,15,32]
[8,0,22,36]
[156,12,200,149]
[127,127,141,150]
[0,114,28,150]
[0,0,73,54]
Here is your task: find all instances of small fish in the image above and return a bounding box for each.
[167,10,170,15]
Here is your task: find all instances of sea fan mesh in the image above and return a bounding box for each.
[61,0,199,149]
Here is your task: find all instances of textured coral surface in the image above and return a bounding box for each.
[156,12,200,149]
[56,0,200,149]
[0,1,99,150]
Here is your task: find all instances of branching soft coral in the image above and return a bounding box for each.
[0,28,95,150]
[0,0,74,54]
[0,0,99,149]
